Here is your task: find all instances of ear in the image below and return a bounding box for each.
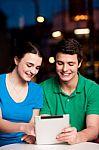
[14,56,19,65]
[78,60,82,68]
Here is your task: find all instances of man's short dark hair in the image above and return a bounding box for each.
[54,38,83,64]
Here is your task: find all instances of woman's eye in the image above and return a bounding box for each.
[27,64,32,67]
[36,67,40,70]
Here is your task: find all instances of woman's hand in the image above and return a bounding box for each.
[22,134,36,144]
[20,122,35,136]
[56,126,78,144]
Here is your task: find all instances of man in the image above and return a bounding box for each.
[40,38,99,144]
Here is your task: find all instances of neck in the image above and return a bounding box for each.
[9,69,27,86]
[7,70,28,102]
[60,74,78,95]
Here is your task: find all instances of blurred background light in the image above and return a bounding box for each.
[52,31,62,38]
[0,0,99,83]
[74,15,88,21]
[74,28,90,35]
[49,57,55,64]
[36,16,45,23]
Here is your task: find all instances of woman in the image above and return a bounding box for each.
[0,41,43,146]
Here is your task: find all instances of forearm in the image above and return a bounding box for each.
[0,118,26,133]
[77,126,98,143]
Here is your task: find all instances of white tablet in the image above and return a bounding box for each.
[34,114,70,145]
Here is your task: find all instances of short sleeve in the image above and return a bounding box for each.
[40,91,51,115]
[33,86,43,109]
[86,83,99,115]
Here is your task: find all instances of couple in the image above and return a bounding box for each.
[0,39,99,146]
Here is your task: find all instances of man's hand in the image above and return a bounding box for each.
[56,126,78,144]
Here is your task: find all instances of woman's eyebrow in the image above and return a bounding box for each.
[27,62,34,65]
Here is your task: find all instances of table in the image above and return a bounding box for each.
[0,142,99,150]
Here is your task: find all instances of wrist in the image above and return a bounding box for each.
[20,123,26,132]
[76,132,88,143]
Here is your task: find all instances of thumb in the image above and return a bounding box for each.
[30,130,35,136]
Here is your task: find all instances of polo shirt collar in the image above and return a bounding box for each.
[53,76,62,93]
[76,72,85,93]
[53,72,85,94]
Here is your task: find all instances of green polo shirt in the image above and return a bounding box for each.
[40,73,99,131]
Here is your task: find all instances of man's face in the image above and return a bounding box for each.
[56,52,81,83]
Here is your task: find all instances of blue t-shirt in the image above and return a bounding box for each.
[0,74,43,147]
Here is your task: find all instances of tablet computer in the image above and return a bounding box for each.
[34,114,70,145]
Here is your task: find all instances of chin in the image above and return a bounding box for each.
[27,78,31,81]
[62,79,69,82]
[23,77,31,82]
[60,76,71,82]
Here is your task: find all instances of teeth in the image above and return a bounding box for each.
[62,73,69,76]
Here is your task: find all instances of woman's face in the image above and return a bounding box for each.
[14,53,42,81]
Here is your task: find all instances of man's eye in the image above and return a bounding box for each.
[69,63,74,66]
[57,61,63,65]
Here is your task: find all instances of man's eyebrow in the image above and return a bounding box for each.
[56,60,63,62]
[67,61,76,64]
[68,61,74,63]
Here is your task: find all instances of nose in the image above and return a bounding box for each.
[31,67,38,75]
[62,64,68,72]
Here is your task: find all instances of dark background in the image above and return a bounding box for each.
[0,0,99,83]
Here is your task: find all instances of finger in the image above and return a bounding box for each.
[56,132,68,140]
[62,127,77,133]
[25,136,36,144]
[56,134,76,144]
[56,130,77,141]
[30,130,35,136]
[21,134,28,141]
[57,127,77,138]
[56,134,69,142]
